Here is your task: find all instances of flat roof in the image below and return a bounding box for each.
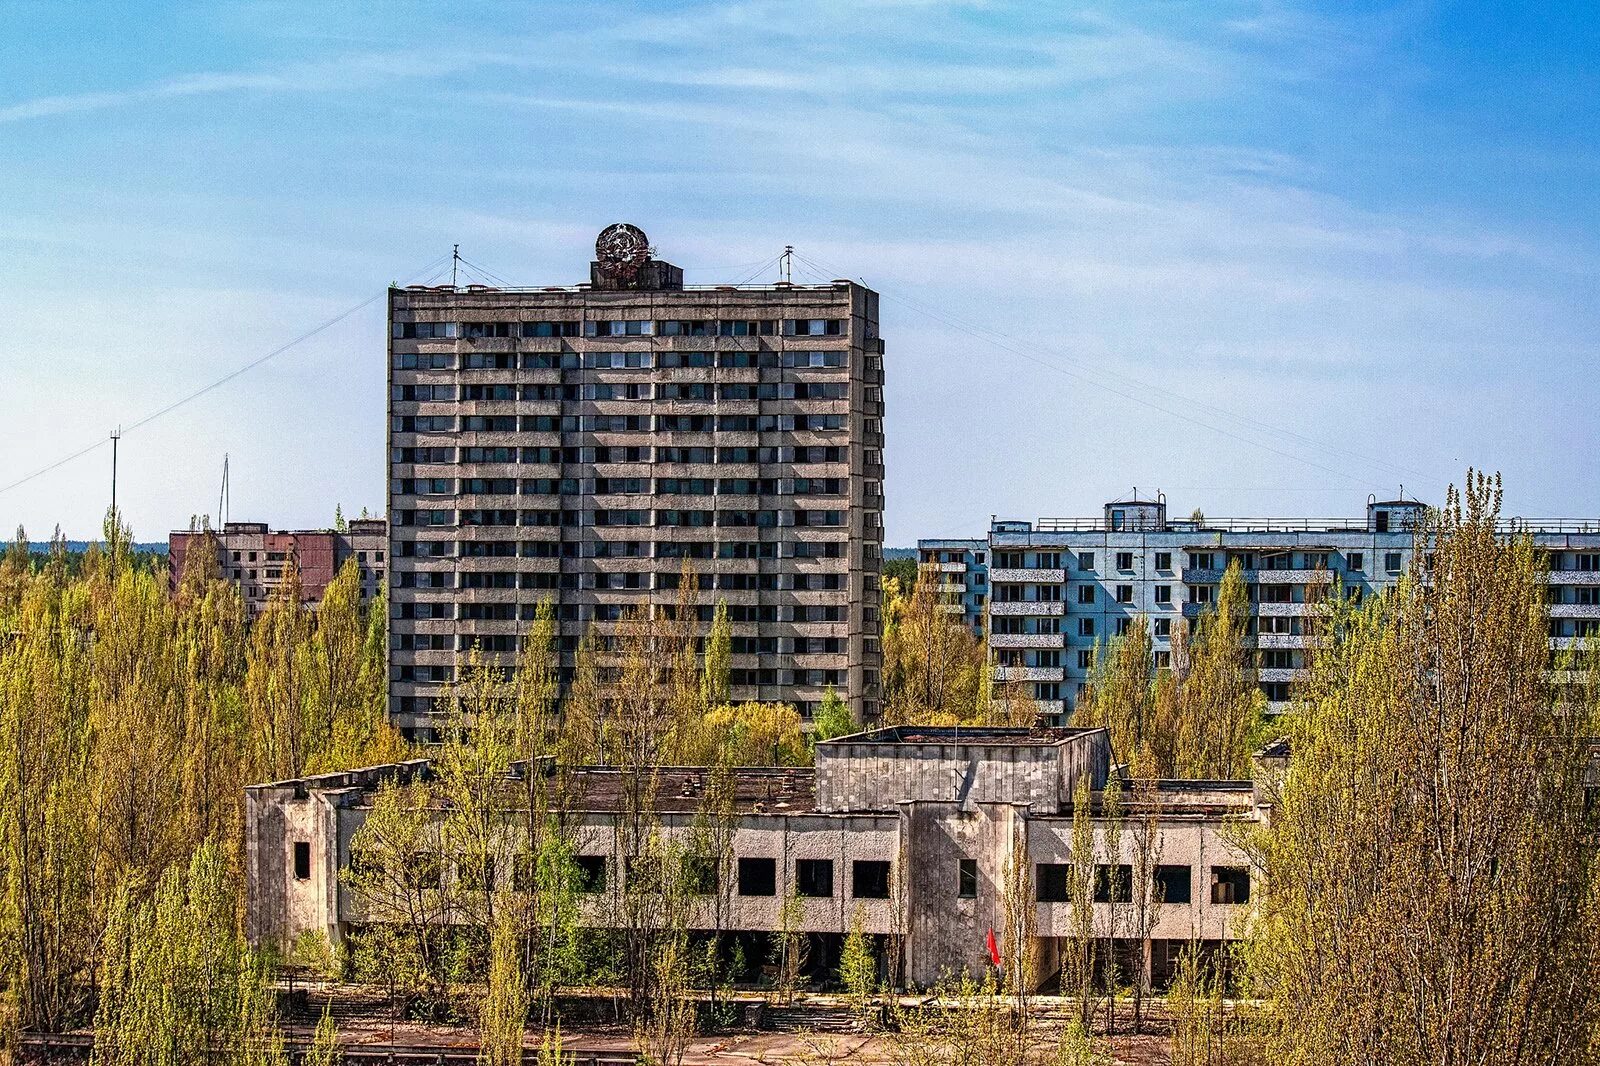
[822,725,1095,747]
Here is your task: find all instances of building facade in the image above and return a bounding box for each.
[915,538,988,634]
[388,225,886,736]
[245,726,1263,991]
[168,519,387,616]
[979,495,1600,722]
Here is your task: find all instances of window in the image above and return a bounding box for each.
[853,860,892,900]
[1384,552,1403,573]
[1155,551,1172,571]
[1094,864,1132,903]
[1211,867,1251,904]
[293,841,311,881]
[1077,585,1095,604]
[1116,584,1134,604]
[1154,618,1171,637]
[1190,585,1215,605]
[1189,552,1214,570]
[1077,617,1096,637]
[1036,863,1070,902]
[1077,650,1093,670]
[797,859,834,898]
[1154,864,1191,904]
[1375,510,1390,533]
[1115,618,1131,636]
[1347,552,1364,571]
[1154,585,1171,604]
[1116,551,1134,571]
[683,855,719,895]
[737,857,777,897]
[1078,552,1095,571]
[958,858,979,899]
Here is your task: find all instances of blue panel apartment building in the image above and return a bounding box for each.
[928,495,1600,723]
[915,538,988,634]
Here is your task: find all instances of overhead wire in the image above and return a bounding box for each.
[788,249,1449,490]
[0,251,455,499]
[787,252,1373,487]
[730,252,786,287]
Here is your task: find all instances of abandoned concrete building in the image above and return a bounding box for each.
[246,726,1263,990]
[388,224,886,736]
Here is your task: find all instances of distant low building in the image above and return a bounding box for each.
[169,519,387,615]
[244,725,1264,991]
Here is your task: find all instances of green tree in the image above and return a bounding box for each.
[840,905,876,1024]
[1246,472,1600,1065]
[479,905,530,1066]
[810,687,855,743]
[699,599,731,713]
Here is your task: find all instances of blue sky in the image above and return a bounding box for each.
[3,1,1597,544]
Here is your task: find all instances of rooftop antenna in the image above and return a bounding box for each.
[451,244,460,288]
[781,245,793,284]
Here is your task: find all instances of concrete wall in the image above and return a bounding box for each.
[815,730,1108,813]
[901,800,1027,987]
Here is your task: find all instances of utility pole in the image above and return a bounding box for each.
[218,454,230,530]
[110,427,121,522]
[452,244,460,288]
[781,245,793,284]
[109,426,122,572]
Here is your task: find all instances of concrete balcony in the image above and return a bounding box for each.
[990,601,1064,617]
[1255,632,1311,649]
[937,582,965,595]
[1034,700,1066,717]
[990,568,1065,583]
[1547,603,1600,619]
[1257,668,1304,684]
[995,666,1064,683]
[1183,567,1335,584]
[989,633,1066,649]
[934,562,967,573]
[1546,571,1600,584]
[1256,602,1314,617]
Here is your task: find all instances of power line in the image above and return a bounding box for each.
[0,252,453,499]
[789,249,1449,489]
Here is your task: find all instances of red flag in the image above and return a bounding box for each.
[986,927,1002,969]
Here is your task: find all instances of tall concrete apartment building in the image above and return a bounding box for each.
[388,225,885,736]
[168,520,387,616]
[926,495,1600,722]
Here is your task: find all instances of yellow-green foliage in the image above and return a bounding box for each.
[0,517,403,1038]
[1246,473,1600,1065]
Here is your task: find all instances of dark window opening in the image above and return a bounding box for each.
[1094,864,1132,903]
[852,860,891,899]
[575,855,607,894]
[738,857,777,897]
[1211,866,1251,904]
[1154,864,1192,904]
[797,859,834,898]
[958,858,979,900]
[1036,863,1070,903]
[684,854,719,895]
[293,841,311,881]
